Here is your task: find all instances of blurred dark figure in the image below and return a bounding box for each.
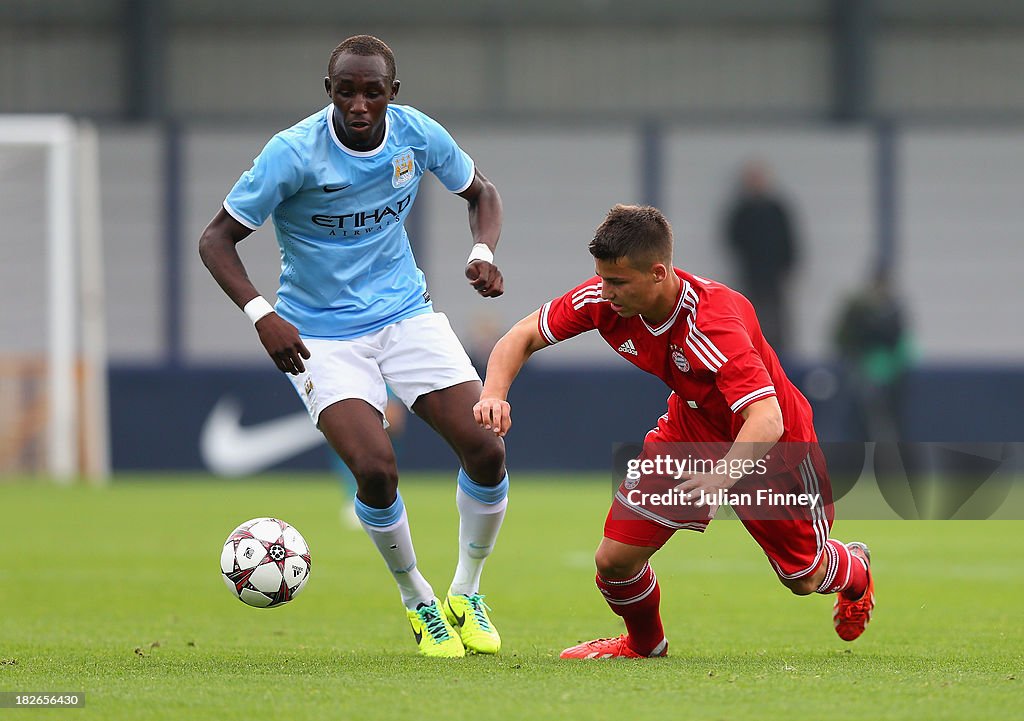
[834,269,913,441]
[465,311,503,373]
[724,159,799,353]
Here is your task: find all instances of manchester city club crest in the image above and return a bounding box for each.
[391,149,416,188]
[670,344,690,373]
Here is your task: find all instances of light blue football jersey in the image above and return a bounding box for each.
[224,104,475,339]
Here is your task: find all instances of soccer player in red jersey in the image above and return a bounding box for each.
[474,205,874,658]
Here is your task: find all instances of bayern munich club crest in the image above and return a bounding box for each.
[391,149,415,188]
[670,343,690,373]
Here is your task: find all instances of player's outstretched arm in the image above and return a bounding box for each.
[198,208,310,375]
[458,169,504,298]
[675,396,785,505]
[474,311,550,437]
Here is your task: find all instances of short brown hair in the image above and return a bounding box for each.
[328,35,397,85]
[589,204,673,268]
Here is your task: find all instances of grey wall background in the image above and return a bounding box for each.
[5,1,1024,119]
[2,0,1024,366]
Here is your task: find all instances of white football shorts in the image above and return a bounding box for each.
[286,312,480,425]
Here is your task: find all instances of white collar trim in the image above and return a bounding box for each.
[640,279,688,336]
[328,105,390,158]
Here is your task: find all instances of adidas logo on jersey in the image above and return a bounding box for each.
[617,339,638,356]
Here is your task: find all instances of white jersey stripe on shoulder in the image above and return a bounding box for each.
[571,292,603,309]
[681,289,722,368]
[729,385,776,412]
[685,317,723,371]
[573,297,608,310]
[571,283,602,303]
[685,336,719,372]
[538,301,559,345]
[683,287,729,365]
[683,287,700,313]
[571,288,602,303]
[690,325,728,365]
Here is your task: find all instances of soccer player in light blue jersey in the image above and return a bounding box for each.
[199,35,507,658]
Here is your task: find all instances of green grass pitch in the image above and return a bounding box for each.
[1,474,1022,720]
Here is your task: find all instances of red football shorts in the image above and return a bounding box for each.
[604,394,835,580]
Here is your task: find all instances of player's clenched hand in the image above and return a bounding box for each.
[675,472,735,508]
[466,260,504,298]
[254,314,311,375]
[474,397,511,437]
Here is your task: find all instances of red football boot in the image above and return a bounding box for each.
[833,542,875,641]
[560,634,667,659]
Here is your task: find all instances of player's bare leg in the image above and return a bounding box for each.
[414,380,507,653]
[777,537,874,642]
[561,537,668,659]
[319,399,463,657]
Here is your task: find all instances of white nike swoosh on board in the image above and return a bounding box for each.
[200,397,324,476]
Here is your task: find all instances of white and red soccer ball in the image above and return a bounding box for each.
[220,517,311,608]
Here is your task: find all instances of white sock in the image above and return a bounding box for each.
[449,485,507,596]
[360,509,434,609]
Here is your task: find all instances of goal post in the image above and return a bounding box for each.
[0,115,109,483]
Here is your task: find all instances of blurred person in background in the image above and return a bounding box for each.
[199,35,508,658]
[723,159,800,354]
[465,311,504,372]
[834,268,913,441]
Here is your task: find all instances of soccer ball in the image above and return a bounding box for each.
[220,517,311,608]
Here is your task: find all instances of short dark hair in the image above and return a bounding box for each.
[328,35,397,85]
[589,204,673,268]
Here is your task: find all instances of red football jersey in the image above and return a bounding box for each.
[538,268,817,443]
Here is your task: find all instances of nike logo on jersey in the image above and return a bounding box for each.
[617,339,638,356]
[322,183,351,193]
[199,397,324,476]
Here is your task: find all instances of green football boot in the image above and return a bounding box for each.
[444,592,501,654]
[407,598,465,658]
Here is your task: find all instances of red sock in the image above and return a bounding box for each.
[816,539,868,600]
[596,563,666,656]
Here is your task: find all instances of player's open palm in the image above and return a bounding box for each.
[255,314,311,375]
[466,260,504,298]
[474,397,511,437]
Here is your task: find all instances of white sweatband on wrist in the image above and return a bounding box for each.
[243,296,275,325]
[467,243,494,265]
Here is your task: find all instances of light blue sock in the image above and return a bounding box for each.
[355,493,434,609]
[450,470,509,596]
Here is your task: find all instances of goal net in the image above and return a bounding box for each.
[0,116,108,483]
